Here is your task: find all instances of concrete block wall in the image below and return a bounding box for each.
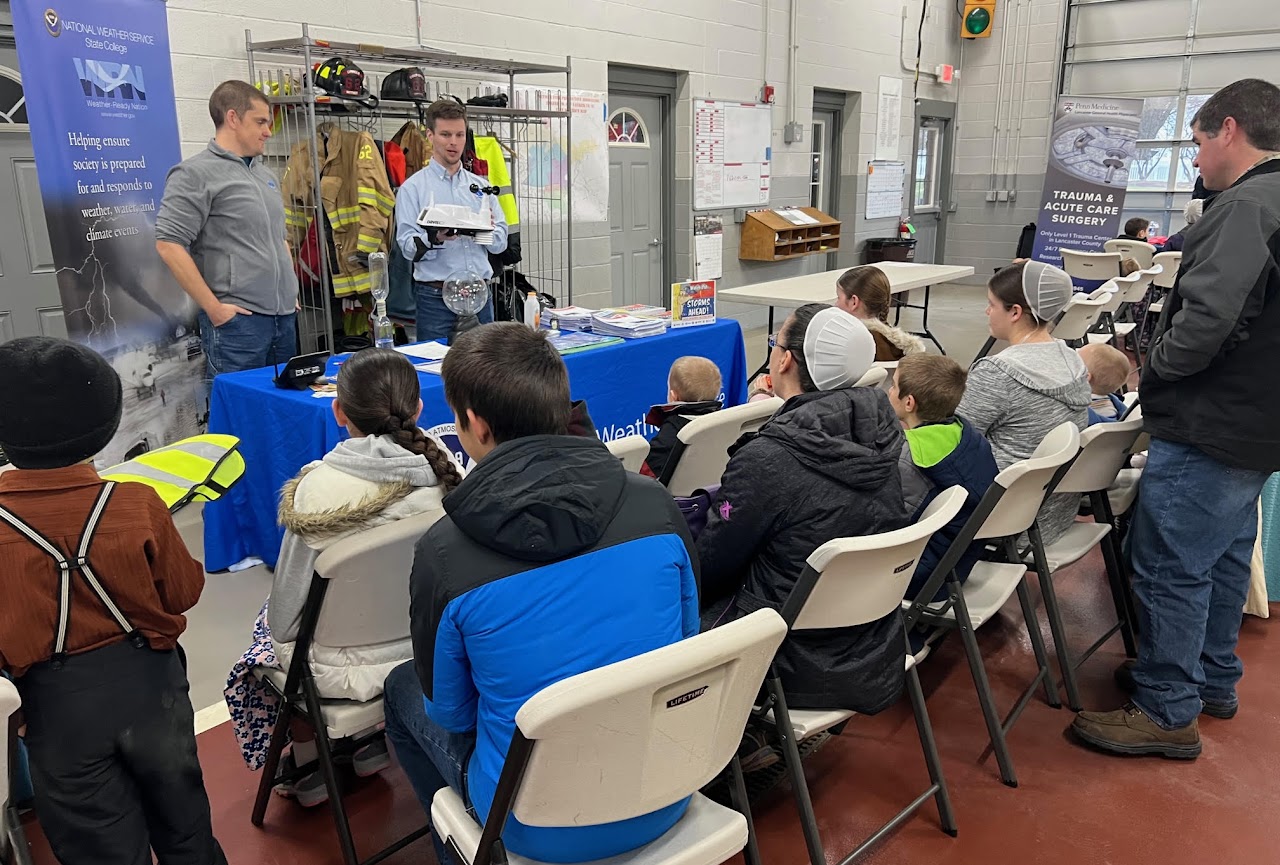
[167,0,961,324]
[945,0,1064,282]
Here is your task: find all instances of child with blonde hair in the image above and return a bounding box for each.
[642,356,724,479]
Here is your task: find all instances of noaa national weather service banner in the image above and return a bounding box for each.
[1031,96,1144,268]
[13,0,205,466]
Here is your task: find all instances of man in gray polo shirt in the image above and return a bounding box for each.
[156,80,298,379]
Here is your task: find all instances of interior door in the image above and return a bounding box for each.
[607,94,665,307]
[807,108,840,274]
[0,49,63,342]
[910,116,950,264]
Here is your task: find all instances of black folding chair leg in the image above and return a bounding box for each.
[1029,544,1083,712]
[5,805,34,865]
[728,756,762,865]
[301,676,360,865]
[1016,581,1061,709]
[251,697,295,826]
[949,586,1018,787]
[767,678,826,865]
[906,664,957,836]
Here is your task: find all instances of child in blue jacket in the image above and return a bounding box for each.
[891,354,999,602]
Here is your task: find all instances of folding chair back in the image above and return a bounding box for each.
[1061,249,1122,284]
[663,397,782,495]
[606,435,651,473]
[1151,252,1181,288]
[1050,294,1107,342]
[311,511,443,649]
[1103,239,1157,269]
[791,487,968,631]
[854,367,887,389]
[1097,279,1127,316]
[510,610,787,827]
[974,423,1081,541]
[1,677,14,815]
[1053,417,1143,495]
[1122,266,1159,303]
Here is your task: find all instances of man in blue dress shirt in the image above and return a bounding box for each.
[395,99,509,340]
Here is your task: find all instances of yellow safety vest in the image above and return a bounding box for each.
[473,136,519,229]
[100,434,245,513]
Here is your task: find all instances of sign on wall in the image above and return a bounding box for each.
[12,0,203,466]
[1030,96,1143,268]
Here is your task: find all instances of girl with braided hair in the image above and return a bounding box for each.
[225,348,462,804]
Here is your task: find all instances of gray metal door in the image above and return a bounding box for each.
[607,93,664,307]
[0,48,62,343]
[910,116,951,264]
[807,108,840,274]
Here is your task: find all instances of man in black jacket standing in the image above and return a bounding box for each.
[1072,79,1280,759]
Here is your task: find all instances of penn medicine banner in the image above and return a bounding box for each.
[12,0,204,466]
[1031,97,1144,268]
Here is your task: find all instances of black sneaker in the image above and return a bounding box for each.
[1114,660,1238,719]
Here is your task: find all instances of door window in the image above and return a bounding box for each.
[0,66,28,128]
[913,121,943,212]
[607,109,649,147]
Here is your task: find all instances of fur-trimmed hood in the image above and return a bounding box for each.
[863,316,925,356]
[278,468,417,542]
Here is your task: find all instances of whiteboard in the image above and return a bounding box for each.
[694,98,772,210]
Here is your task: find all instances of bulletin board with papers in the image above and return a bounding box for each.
[694,98,773,210]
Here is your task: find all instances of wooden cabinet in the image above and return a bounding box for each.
[738,207,841,262]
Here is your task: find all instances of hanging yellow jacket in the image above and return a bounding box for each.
[473,135,521,265]
[281,123,396,297]
[391,121,433,179]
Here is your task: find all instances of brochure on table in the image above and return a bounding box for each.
[671,280,717,328]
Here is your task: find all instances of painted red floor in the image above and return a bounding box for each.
[19,551,1279,864]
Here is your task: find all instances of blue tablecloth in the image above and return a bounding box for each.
[203,320,748,571]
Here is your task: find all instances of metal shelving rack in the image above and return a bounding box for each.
[246,25,574,352]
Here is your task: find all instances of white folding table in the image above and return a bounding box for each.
[719,261,975,355]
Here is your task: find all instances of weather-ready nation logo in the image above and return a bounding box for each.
[44,8,61,37]
[74,59,147,102]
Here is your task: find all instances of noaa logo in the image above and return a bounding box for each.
[44,8,61,37]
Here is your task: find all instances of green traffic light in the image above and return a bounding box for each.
[965,7,992,34]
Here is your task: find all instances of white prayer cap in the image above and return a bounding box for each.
[802,307,876,391]
[1023,260,1074,322]
[1184,198,1203,225]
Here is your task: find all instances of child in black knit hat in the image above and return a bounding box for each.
[0,337,227,865]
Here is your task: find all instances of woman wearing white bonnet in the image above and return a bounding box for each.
[696,303,913,739]
[957,261,1091,544]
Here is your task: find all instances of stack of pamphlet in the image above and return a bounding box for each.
[541,305,596,332]
[591,310,668,338]
[603,304,672,323]
[547,332,624,354]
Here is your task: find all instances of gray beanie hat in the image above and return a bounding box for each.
[1022,260,1075,322]
[802,308,876,391]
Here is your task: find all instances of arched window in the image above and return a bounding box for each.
[607,108,649,147]
[0,66,28,128]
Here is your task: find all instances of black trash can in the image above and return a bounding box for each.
[864,238,917,264]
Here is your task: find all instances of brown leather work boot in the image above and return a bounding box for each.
[1070,702,1201,759]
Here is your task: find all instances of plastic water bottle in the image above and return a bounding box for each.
[523,290,541,329]
[373,301,395,349]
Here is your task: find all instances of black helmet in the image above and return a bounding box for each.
[381,67,428,102]
[313,57,366,99]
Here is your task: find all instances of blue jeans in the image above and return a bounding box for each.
[198,310,297,381]
[384,662,474,864]
[414,281,493,343]
[1128,438,1269,729]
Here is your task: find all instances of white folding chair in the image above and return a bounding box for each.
[431,610,789,865]
[661,398,782,495]
[904,423,1082,787]
[606,435,650,473]
[1085,277,1139,347]
[251,513,442,865]
[1061,249,1123,287]
[1050,292,1107,345]
[1103,238,1157,270]
[759,488,967,865]
[854,366,888,389]
[1024,417,1144,710]
[1151,252,1181,289]
[2,678,32,865]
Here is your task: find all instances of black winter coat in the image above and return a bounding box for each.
[696,387,910,714]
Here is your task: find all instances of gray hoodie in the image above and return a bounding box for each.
[155,140,298,315]
[957,340,1089,544]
